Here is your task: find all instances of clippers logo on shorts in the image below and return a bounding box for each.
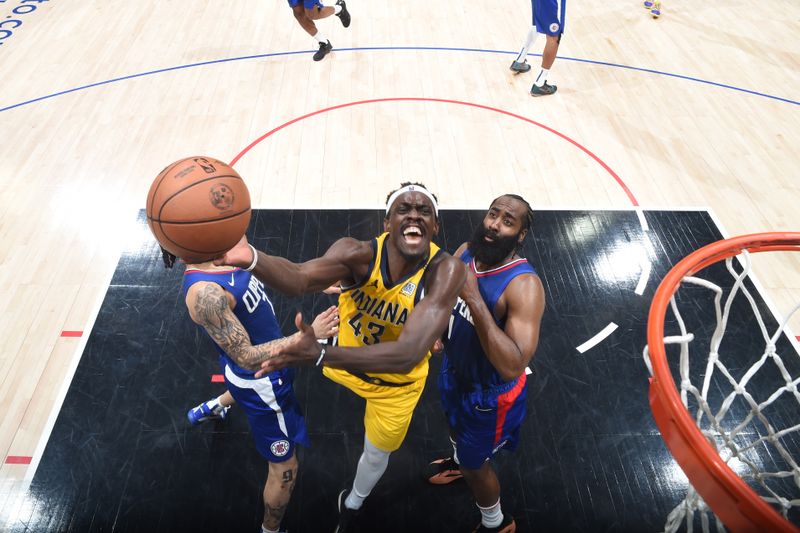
[400,282,416,297]
[270,440,290,457]
[549,22,560,33]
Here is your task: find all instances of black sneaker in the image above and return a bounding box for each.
[472,514,516,533]
[313,40,333,61]
[530,82,557,96]
[336,0,351,28]
[509,60,531,74]
[422,456,464,485]
[333,489,360,533]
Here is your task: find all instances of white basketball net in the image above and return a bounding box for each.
[644,249,800,533]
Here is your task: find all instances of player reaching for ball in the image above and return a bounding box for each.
[146,155,340,533]
[215,183,466,533]
[160,249,339,533]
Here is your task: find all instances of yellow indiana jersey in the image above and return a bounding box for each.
[336,232,441,384]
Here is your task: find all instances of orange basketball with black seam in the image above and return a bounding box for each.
[146,156,251,263]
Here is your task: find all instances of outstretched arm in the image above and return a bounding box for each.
[462,269,545,381]
[186,282,300,371]
[215,236,372,296]
[257,254,467,375]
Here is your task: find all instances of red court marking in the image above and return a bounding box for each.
[231,97,639,206]
[5,456,32,465]
[60,331,83,337]
[211,374,224,383]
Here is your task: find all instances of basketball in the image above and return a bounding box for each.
[146,156,251,263]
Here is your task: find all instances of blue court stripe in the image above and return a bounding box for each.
[1,46,797,113]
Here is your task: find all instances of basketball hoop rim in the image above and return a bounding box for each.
[647,232,800,533]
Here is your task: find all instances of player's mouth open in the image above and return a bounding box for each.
[403,225,424,244]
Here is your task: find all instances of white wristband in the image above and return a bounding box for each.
[244,244,258,272]
[315,346,326,367]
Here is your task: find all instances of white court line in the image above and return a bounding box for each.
[635,261,652,296]
[635,208,649,232]
[23,234,124,484]
[576,322,619,353]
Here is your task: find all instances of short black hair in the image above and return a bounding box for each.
[494,193,534,231]
[385,182,439,208]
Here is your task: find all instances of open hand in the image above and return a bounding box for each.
[311,305,339,338]
[254,312,322,377]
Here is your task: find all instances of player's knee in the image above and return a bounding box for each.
[362,440,391,467]
[459,460,490,482]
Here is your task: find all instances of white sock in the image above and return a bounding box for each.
[449,437,460,465]
[478,499,504,529]
[322,0,342,12]
[534,68,550,87]
[345,436,391,510]
[313,30,327,44]
[514,26,538,63]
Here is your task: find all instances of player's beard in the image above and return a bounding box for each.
[467,224,520,266]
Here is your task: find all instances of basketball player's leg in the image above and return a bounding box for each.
[530,0,564,96]
[452,435,515,532]
[289,1,333,61]
[339,380,425,517]
[447,378,527,531]
[541,34,560,69]
[510,1,537,73]
[290,3,318,37]
[303,0,349,22]
[262,453,299,533]
[424,368,466,484]
[227,367,310,532]
[460,462,502,514]
[187,390,235,425]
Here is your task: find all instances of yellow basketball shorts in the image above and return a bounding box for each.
[322,367,426,452]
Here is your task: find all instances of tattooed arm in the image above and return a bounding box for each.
[185,281,297,371]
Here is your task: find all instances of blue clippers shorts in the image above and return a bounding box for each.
[287,0,324,9]
[532,0,567,36]
[438,369,528,470]
[222,362,309,463]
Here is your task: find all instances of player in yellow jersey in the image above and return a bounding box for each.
[215,183,466,533]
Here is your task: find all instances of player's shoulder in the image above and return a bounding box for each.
[428,248,464,282]
[185,278,228,300]
[453,241,469,258]
[505,269,545,303]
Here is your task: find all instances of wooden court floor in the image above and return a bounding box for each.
[1,0,799,530]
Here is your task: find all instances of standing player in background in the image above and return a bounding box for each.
[424,195,545,533]
[215,183,466,533]
[163,250,338,533]
[288,0,351,61]
[509,0,566,96]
